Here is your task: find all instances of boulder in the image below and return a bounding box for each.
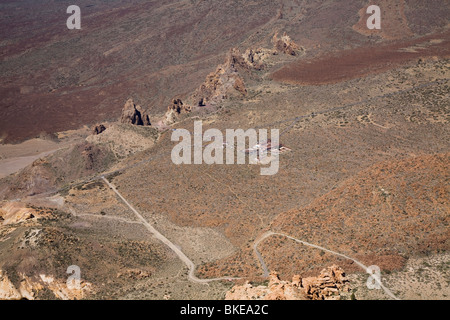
[92,124,106,135]
[162,99,192,126]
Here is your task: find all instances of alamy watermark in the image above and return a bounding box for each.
[366,5,381,30]
[66,265,81,290]
[67,5,81,30]
[171,121,280,176]
[366,265,382,290]
[66,4,380,31]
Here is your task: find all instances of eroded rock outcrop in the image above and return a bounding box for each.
[162,99,192,126]
[92,124,106,135]
[190,49,248,107]
[0,202,45,226]
[226,47,278,71]
[301,265,350,300]
[120,99,151,126]
[160,33,301,126]
[0,270,92,300]
[225,271,306,300]
[39,274,93,300]
[226,265,350,300]
[241,48,276,70]
[272,32,302,56]
[0,270,22,300]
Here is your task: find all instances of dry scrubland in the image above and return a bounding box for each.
[0,0,449,300]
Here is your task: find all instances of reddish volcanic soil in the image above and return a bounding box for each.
[271,31,450,85]
[1,0,448,143]
[0,0,280,143]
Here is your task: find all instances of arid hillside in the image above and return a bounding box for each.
[264,153,449,278]
[1,0,449,142]
[271,31,450,84]
[0,0,448,301]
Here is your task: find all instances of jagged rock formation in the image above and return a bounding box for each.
[92,124,106,135]
[241,48,276,70]
[0,270,23,300]
[0,202,44,226]
[190,33,301,108]
[224,48,268,71]
[190,49,248,107]
[272,32,302,56]
[0,270,92,300]
[159,34,301,126]
[226,265,349,300]
[301,265,350,300]
[120,99,151,126]
[159,33,301,126]
[162,99,192,126]
[226,271,307,300]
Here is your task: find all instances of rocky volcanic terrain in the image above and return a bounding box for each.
[0,0,449,300]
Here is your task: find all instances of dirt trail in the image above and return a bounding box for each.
[101,176,240,284]
[253,231,400,300]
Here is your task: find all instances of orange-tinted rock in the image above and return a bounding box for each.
[225,271,306,300]
[226,265,349,300]
[301,265,350,300]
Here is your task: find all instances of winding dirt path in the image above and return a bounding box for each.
[32,79,445,294]
[101,176,240,284]
[254,231,400,300]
